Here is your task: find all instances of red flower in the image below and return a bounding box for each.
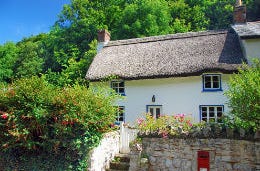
[1,113,8,119]
[61,121,69,125]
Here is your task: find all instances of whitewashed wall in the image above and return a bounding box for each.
[88,131,120,171]
[241,38,260,63]
[91,74,231,125]
[117,74,231,124]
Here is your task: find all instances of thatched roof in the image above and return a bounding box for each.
[86,30,245,81]
[232,21,260,39]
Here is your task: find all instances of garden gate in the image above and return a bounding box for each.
[119,122,138,153]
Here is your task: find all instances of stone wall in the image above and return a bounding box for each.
[141,138,260,171]
[88,131,120,171]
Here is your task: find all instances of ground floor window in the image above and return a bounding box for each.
[146,105,162,119]
[115,106,125,124]
[200,105,224,123]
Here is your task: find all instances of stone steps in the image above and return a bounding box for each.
[106,154,130,171]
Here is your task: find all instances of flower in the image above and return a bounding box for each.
[161,131,168,138]
[1,113,8,119]
[137,118,144,125]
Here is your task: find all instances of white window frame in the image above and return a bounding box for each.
[146,105,162,119]
[202,74,222,91]
[115,106,125,124]
[200,105,224,123]
[111,80,125,95]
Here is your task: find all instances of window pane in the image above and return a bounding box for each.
[213,81,220,88]
[217,107,222,112]
[213,76,219,82]
[204,76,211,88]
[119,82,124,87]
[150,108,154,116]
[217,112,222,117]
[217,107,223,117]
[202,107,207,112]
[111,82,117,87]
[202,118,207,122]
[119,88,124,93]
[119,116,124,121]
[156,108,160,118]
[202,111,207,117]
[209,107,215,117]
[204,76,211,82]
[209,107,214,112]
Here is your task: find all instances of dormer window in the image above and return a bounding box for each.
[111,81,125,95]
[202,74,222,91]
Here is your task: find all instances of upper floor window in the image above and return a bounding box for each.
[202,74,222,91]
[111,81,125,95]
[200,105,224,123]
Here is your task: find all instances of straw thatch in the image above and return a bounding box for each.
[232,21,260,39]
[86,30,245,81]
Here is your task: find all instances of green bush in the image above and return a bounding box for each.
[0,76,118,169]
[225,59,260,130]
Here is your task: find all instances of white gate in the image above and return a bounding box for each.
[119,122,138,153]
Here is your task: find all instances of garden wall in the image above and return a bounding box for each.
[141,138,260,171]
[88,131,120,171]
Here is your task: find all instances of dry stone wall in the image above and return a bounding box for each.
[140,138,259,171]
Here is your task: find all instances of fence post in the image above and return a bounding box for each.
[120,122,130,153]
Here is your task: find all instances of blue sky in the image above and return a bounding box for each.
[0,0,70,45]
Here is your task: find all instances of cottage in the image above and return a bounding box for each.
[86,2,260,125]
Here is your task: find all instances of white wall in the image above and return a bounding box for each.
[115,74,231,125]
[241,38,260,63]
[88,131,120,171]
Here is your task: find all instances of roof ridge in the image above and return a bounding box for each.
[106,30,228,47]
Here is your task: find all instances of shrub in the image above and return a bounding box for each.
[0,76,119,169]
[225,59,260,130]
[137,114,193,138]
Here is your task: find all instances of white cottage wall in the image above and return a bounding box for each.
[119,75,231,124]
[91,74,231,125]
[241,38,260,63]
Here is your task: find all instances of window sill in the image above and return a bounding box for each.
[202,89,223,92]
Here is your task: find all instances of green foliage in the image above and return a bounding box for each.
[137,113,193,137]
[0,76,119,169]
[225,59,260,130]
[15,41,44,78]
[0,42,18,83]
[0,0,259,86]
[114,0,172,39]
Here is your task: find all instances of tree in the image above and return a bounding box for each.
[14,40,44,78]
[114,0,172,39]
[225,59,260,130]
[0,42,18,83]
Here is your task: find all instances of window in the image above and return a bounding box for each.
[115,106,125,124]
[146,105,162,119]
[202,74,222,91]
[111,81,125,95]
[200,105,224,123]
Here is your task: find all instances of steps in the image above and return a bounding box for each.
[106,153,130,171]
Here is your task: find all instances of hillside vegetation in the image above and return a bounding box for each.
[0,0,259,86]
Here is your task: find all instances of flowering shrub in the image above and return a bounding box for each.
[0,76,119,169]
[137,113,193,138]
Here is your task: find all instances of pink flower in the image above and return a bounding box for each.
[1,113,8,119]
[162,131,168,138]
[137,118,144,125]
